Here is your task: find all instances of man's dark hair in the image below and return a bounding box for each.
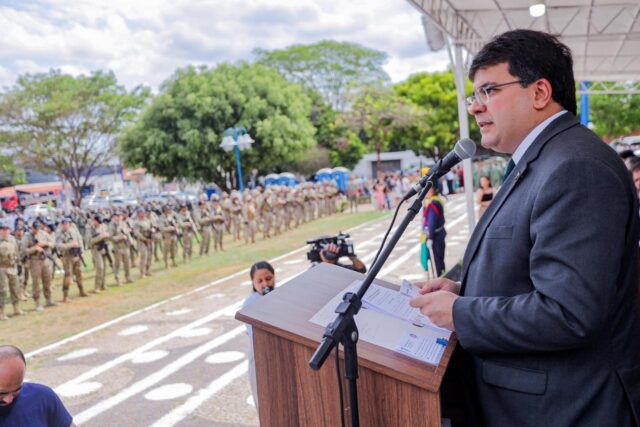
[469,29,577,116]
[628,156,640,173]
[0,345,26,365]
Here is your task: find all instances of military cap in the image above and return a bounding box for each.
[32,220,42,229]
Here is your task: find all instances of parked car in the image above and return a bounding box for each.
[23,204,52,220]
[81,195,111,211]
[111,195,139,208]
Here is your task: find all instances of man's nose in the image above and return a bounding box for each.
[1,395,13,405]
[467,99,486,115]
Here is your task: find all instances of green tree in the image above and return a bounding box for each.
[584,86,640,139]
[329,131,367,169]
[254,40,390,111]
[0,156,26,187]
[120,63,316,189]
[0,69,149,205]
[393,70,480,159]
[341,86,424,172]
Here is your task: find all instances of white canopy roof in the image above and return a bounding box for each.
[407,0,640,81]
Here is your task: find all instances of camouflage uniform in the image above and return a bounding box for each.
[132,211,154,278]
[211,201,225,252]
[160,209,179,268]
[195,203,212,256]
[0,230,22,319]
[57,222,87,301]
[22,226,57,310]
[177,208,195,263]
[109,216,133,285]
[89,220,110,292]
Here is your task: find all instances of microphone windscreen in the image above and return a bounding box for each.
[454,138,476,160]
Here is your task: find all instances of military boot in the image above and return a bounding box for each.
[62,290,70,303]
[0,307,8,320]
[45,297,59,307]
[35,299,43,312]
[13,303,23,316]
[79,285,88,297]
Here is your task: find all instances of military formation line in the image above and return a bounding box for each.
[0,182,344,320]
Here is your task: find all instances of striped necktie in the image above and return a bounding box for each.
[503,159,515,181]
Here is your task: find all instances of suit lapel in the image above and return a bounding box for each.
[460,113,580,288]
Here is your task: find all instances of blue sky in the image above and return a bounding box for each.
[0,0,450,90]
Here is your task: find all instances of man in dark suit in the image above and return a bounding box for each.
[410,29,640,426]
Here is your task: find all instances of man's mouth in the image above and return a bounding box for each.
[477,120,493,131]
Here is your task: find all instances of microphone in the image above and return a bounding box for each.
[403,138,476,201]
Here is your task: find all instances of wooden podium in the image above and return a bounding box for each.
[235,263,457,427]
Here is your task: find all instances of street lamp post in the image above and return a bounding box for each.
[220,127,254,191]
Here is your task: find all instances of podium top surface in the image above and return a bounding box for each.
[236,263,456,392]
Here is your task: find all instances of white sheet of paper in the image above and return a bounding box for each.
[309,280,451,366]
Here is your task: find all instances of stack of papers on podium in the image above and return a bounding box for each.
[310,280,451,366]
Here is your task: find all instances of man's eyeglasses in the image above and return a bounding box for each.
[465,80,523,107]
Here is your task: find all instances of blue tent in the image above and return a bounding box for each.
[331,167,350,193]
[277,172,298,187]
[264,173,279,186]
[315,168,333,183]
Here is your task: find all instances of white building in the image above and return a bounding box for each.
[352,150,434,178]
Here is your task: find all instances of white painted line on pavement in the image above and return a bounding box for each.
[74,326,246,425]
[55,301,242,393]
[379,244,421,278]
[149,360,249,427]
[27,213,389,359]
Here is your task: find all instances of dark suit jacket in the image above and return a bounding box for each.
[453,112,640,426]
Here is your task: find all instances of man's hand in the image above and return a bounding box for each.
[415,277,461,295]
[410,291,458,331]
[319,242,339,264]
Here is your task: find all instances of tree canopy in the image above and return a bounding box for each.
[254,40,390,111]
[393,70,480,159]
[120,63,316,189]
[585,86,640,140]
[0,69,149,204]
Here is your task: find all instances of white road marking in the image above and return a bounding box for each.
[379,245,421,278]
[206,293,225,299]
[118,325,149,336]
[149,361,249,427]
[57,381,103,398]
[241,281,252,286]
[283,259,303,265]
[166,309,192,316]
[74,326,246,425]
[132,350,170,364]
[205,351,246,364]
[177,328,212,338]
[56,348,98,361]
[26,213,388,359]
[55,301,242,394]
[144,383,193,401]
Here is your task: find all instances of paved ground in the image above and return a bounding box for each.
[24,194,472,426]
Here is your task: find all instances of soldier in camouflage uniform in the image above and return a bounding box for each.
[177,204,195,263]
[243,195,258,244]
[195,201,212,256]
[230,195,243,241]
[149,206,163,262]
[109,211,133,286]
[160,205,179,269]
[89,215,111,293]
[260,189,273,239]
[0,223,23,319]
[210,196,225,252]
[57,217,87,302]
[14,225,29,301]
[23,221,57,311]
[132,208,153,278]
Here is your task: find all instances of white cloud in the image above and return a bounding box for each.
[0,0,450,90]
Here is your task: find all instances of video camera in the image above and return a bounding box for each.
[306,232,355,263]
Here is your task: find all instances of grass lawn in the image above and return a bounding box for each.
[2,208,387,353]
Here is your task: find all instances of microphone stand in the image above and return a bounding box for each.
[309,178,435,427]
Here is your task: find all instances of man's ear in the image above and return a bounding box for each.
[531,78,554,110]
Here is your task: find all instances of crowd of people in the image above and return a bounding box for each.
[0,182,346,321]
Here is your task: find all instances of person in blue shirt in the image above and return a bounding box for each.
[242,261,276,413]
[0,345,74,427]
[422,184,446,277]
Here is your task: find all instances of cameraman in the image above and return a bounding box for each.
[319,243,366,273]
